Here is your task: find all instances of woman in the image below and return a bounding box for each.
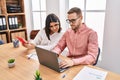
[23,13,63,50]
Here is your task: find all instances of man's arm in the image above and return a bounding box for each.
[72,31,98,65]
[52,32,67,54]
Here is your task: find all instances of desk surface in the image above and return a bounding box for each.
[0,43,120,80]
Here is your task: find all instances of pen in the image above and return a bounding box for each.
[62,74,66,78]
[28,54,34,59]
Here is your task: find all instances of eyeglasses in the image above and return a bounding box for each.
[66,17,80,24]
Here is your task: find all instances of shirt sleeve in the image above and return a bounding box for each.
[72,31,98,65]
[30,30,43,45]
[36,32,64,51]
[37,39,60,51]
[52,32,67,54]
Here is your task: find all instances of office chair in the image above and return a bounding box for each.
[93,47,100,65]
[30,30,40,39]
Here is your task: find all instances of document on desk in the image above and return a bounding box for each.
[26,52,38,61]
[73,66,108,80]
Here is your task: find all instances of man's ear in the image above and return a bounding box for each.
[80,16,83,20]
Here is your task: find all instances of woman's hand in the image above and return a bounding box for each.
[23,42,35,49]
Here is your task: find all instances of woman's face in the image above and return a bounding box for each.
[49,22,59,34]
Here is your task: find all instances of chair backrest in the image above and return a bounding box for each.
[30,30,40,39]
[93,47,100,65]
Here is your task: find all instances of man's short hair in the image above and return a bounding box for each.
[67,7,82,16]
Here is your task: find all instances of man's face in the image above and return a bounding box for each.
[67,13,82,31]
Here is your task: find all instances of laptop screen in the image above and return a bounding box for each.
[35,46,66,72]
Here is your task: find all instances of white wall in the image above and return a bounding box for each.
[46,0,59,16]
[46,0,69,32]
[59,0,69,32]
[24,0,32,40]
[98,0,120,74]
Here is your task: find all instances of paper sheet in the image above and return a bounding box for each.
[26,52,38,61]
[73,66,108,80]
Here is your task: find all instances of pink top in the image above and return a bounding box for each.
[53,23,98,65]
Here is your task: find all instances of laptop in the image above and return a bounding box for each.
[35,46,68,72]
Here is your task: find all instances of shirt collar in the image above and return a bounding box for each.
[78,23,86,33]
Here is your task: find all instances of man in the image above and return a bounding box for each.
[53,7,98,68]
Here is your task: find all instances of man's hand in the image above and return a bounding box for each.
[59,57,74,68]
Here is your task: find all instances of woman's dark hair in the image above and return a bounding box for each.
[45,13,62,40]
